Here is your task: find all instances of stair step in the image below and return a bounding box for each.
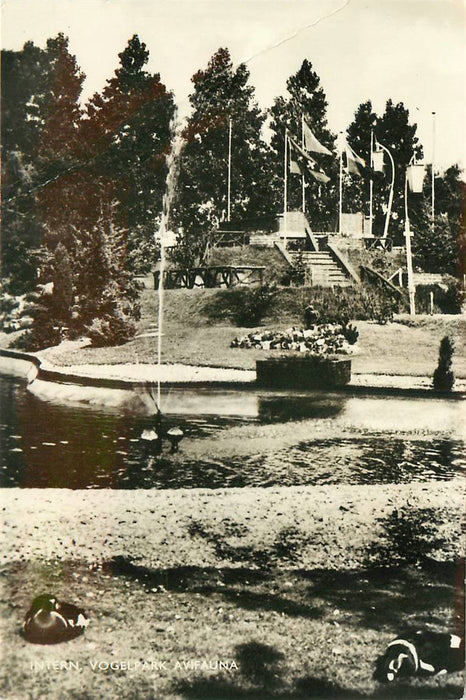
[289,250,352,287]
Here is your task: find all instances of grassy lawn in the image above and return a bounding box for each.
[32,287,466,379]
[1,559,463,699]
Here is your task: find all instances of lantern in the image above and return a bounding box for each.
[372,150,385,173]
[407,163,425,193]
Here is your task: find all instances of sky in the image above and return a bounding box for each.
[2,0,465,172]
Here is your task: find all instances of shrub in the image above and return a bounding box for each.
[12,319,62,351]
[433,335,455,392]
[342,322,359,345]
[203,284,278,327]
[303,284,396,326]
[86,312,136,347]
[415,277,464,315]
[231,284,278,326]
[366,506,448,568]
[287,252,306,286]
[441,278,464,314]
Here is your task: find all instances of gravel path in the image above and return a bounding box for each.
[2,482,464,571]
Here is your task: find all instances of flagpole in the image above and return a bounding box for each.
[369,129,374,237]
[431,111,436,229]
[301,113,306,213]
[227,118,232,222]
[284,127,288,246]
[284,127,288,215]
[338,133,343,234]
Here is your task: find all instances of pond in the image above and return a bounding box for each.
[0,373,464,489]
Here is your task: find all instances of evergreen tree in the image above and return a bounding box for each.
[269,59,337,231]
[2,35,143,348]
[433,335,455,392]
[1,42,53,290]
[173,48,275,266]
[38,34,84,164]
[1,41,52,155]
[1,150,44,293]
[84,35,175,274]
[433,164,463,233]
[33,34,85,249]
[75,217,140,346]
[1,36,85,291]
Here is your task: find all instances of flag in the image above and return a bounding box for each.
[289,136,316,166]
[309,168,330,184]
[372,141,385,172]
[303,121,332,156]
[345,144,366,176]
[289,137,330,183]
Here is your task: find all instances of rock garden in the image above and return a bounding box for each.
[231,322,358,355]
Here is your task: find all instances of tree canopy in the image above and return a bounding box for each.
[172,48,275,266]
[269,59,338,231]
[84,35,176,272]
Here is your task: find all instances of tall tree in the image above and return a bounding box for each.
[172,48,275,266]
[2,42,48,289]
[83,35,175,273]
[269,59,338,230]
[1,36,84,291]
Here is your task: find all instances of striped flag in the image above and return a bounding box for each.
[345,143,366,176]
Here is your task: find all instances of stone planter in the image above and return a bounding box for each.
[256,355,351,389]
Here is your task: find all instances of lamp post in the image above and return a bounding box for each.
[338,131,343,234]
[369,129,374,237]
[375,142,395,240]
[404,157,425,316]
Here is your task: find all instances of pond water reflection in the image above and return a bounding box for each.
[0,374,464,489]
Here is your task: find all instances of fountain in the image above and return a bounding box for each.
[139,110,185,453]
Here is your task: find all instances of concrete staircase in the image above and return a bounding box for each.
[291,250,352,287]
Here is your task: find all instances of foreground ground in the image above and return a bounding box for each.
[1,479,464,699]
[0,558,463,700]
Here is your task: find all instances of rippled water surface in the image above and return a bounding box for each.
[0,374,464,489]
